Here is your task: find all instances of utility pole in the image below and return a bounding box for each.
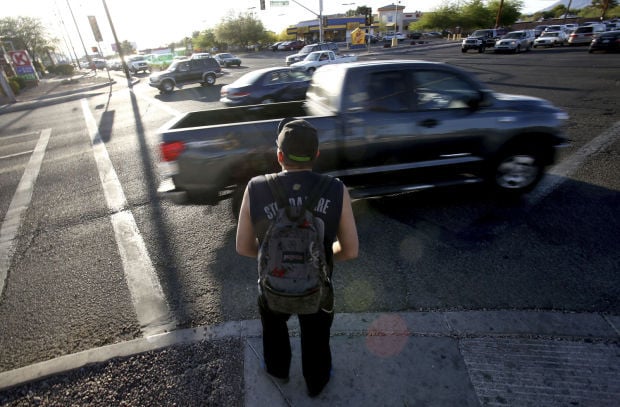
[102,0,132,87]
[289,0,324,42]
[66,0,92,69]
[495,0,504,28]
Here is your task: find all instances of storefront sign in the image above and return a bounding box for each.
[8,50,38,82]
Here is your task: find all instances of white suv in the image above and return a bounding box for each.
[126,55,150,74]
[494,30,535,53]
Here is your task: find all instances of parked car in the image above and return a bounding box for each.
[588,30,620,53]
[493,30,535,53]
[148,57,223,93]
[365,34,379,43]
[568,24,607,45]
[533,31,568,47]
[90,58,107,69]
[461,28,508,53]
[277,41,293,51]
[270,41,284,51]
[534,25,548,37]
[108,58,122,70]
[220,67,311,106]
[213,53,242,67]
[564,23,579,32]
[126,55,150,74]
[542,25,570,35]
[190,52,211,59]
[286,40,305,50]
[384,32,407,41]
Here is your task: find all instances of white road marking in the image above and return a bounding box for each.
[527,120,620,207]
[0,129,51,297]
[80,99,176,336]
[131,87,183,118]
[0,150,34,160]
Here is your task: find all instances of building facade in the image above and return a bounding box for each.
[285,4,421,42]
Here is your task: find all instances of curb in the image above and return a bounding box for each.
[0,76,140,115]
[1,309,618,392]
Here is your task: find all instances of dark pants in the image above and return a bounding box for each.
[258,294,333,392]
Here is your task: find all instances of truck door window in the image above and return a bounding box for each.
[413,70,479,110]
[367,71,411,112]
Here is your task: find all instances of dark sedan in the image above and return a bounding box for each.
[588,30,620,53]
[220,67,311,106]
[214,53,241,67]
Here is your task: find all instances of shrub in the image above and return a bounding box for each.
[48,64,75,75]
[14,76,26,89]
[8,76,21,94]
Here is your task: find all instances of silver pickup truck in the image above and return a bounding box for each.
[158,60,569,216]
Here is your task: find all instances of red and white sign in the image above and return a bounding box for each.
[8,50,32,67]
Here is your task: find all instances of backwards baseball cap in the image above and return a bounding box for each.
[276,117,318,165]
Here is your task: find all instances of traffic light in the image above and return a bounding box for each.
[260,0,265,10]
[365,8,373,26]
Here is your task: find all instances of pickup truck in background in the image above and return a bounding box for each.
[461,28,508,53]
[158,60,569,216]
[285,42,339,66]
[290,50,357,73]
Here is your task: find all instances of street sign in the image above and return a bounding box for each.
[270,0,289,6]
[8,50,31,67]
[8,50,38,82]
[88,16,103,42]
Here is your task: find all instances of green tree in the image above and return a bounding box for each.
[0,16,52,64]
[550,5,568,18]
[460,0,494,28]
[194,28,218,52]
[411,4,460,32]
[119,40,134,56]
[214,11,268,49]
[488,0,523,27]
[412,0,524,32]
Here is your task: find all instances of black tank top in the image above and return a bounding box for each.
[248,171,344,267]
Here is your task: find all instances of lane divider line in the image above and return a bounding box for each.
[80,99,176,336]
[527,120,620,207]
[0,129,51,297]
[0,150,34,160]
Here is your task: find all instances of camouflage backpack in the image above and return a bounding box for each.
[258,173,332,314]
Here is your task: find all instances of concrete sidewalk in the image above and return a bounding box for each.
[1,310,619,406]
[0,69,121,114]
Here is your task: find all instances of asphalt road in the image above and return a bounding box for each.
[0,43,618,374]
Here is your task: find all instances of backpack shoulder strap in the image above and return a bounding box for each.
[265,173,289,208]
[303,175,333,213]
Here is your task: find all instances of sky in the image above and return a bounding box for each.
[3,0,557,55]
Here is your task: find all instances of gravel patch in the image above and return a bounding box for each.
[0,338,244,406]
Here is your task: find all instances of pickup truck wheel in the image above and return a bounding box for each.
[160,80,175,93]
[461,48,467,53]
[478,47,484,53]
[490,148,544,196]
[202,74,216,86]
